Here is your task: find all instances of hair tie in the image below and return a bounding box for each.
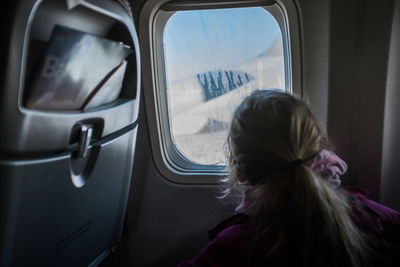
[290,153,318,168]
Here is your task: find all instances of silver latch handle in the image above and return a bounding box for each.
[77,125,93,158]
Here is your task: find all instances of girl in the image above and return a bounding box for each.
[179,90,400,267]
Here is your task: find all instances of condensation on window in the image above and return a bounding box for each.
[163,7,285,166]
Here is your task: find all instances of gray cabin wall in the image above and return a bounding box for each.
[299,0,330,130]
[381,0,400,211]
[328,0,395,200]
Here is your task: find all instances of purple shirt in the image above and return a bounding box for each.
[179,188,400,267]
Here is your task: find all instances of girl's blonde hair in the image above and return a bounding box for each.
[224,90,366,267]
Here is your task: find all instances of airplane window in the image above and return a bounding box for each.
[163,7,286,166]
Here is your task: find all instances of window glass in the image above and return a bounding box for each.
[163,7,285,166]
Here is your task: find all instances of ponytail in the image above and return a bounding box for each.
[290,165,364,267]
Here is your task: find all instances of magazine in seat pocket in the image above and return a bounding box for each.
[25,25,132,111]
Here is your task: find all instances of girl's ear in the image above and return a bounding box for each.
[237,170,249,185]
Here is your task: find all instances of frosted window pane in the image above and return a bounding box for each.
[163,7,285,166]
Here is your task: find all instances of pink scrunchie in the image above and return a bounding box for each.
[310,149,348,186]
